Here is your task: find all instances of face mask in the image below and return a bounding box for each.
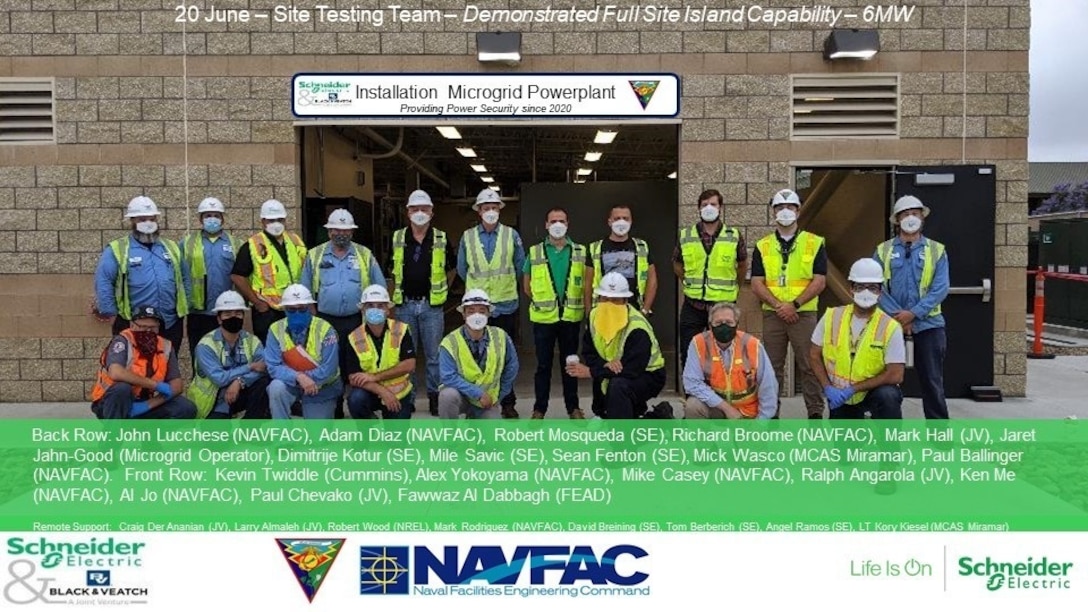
[220,317,244,334]
[481,210,500,225]
[853,290,879,309]
[265,222,285,237]
[711,323,737,345]
[466,313,488,331]
[132,330,159,356]
[410,211,431,227]
[610,220,631,236]
[775,209,797,227]
[136,221,158,235]
[548,222,567,239]
[900,215,923,234]
[285,310,312,333]
[700,205,720,223]
[331,234,352,248]
[365,308,386,325]
[594,302,629,343]
[202,217,222,234]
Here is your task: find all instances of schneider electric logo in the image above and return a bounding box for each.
[6,537,146,569]
[958,556,1073,591]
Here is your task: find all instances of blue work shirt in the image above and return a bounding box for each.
[193,329,267,415]
[439,326,519,405]
[873,236,950,334]
[264,322,343,403]
[94,234,192,329]
[456,224,527,316]
[185,231,237,316]
[682,337,779,419]
[300,242,387,317]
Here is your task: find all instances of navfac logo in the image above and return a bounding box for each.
[360,545,649,597]
[628,81,660,110]
[277,538,345,603]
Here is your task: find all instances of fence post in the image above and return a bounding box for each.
[1028,267,1056,359]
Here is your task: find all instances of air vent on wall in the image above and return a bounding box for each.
[0,78,55,144]
[790,74,899,139]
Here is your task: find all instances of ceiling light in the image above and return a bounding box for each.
[491,185,500,193]
[436,126,461,139]
[576,168,593,176]
[823,29,880,61]
[584,151,602,162]
[594,130,617,144]
[667,171,677,179]
[481,176,494,183]
[470,164,487,172]
[804,97,834,102]
[456,147,477,158]
[574,179,586,184]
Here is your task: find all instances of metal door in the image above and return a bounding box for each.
[893,165,996,398]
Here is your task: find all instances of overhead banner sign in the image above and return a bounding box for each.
[291,73,680,118]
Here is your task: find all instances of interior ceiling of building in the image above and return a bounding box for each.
[336,124,679,201]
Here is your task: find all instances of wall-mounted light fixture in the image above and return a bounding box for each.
[823,29,880,61]
[476,32,521,65]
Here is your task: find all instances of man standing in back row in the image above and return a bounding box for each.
[585,205,658,316]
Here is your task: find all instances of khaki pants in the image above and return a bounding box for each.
[761,310,824,417]
[684,397,729,419]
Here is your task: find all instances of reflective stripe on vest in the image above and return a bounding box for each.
[876,239,946,317]
[108,237,189,321]
[755,231,823,312]
[186,331,260,419]
[391,227,448,306]
[270,317,338,388]
[90,329,171,403]
[693,330,761,418]
[348,320,413,400]
[182,232,240,311]
[821,305,898,406]
[528,242,586,324]
[589,305,664,396]
[439,326,507,408]
[308,242,374,298]
[247,232,306,310]
[462,225,517,303]
[679,224,740,302]
[589,238,649,308]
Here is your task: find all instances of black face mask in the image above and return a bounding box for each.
[132,330,159,356]
[221,317,244,334]
[711,323,737,345]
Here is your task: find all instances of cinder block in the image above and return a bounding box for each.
[0,381,43,402]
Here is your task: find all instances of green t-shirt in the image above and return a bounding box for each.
[523,241,578,298]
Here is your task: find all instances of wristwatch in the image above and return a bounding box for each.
[792,300,801,309]
[235,377,246,390]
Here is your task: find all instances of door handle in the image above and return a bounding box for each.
[947,278,991,302]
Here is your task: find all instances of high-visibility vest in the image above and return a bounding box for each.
[269,317,338,388]
[589,305,665,377]
[588,238,649,308]
[246,232,306,310]
[528,241,586,324]
[348,320,413,400]
[820,305,900,406]
[90,329,171,403]
[391,227,448,306]
[186,330,261,419]
[107,237,189,320]
[182,232,241,311]
[755,231,824,312]
[307,241,375,298]
[461,225,518,303]
[439,326,508,408]
[679,224,740,303]
[693,331,762,418]
[876,238,947,317]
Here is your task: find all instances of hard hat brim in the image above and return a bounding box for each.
[125,211,160,218]
[324,223,358,230]
[472,201,505,211]
[889,205,930,223]
[457,302,493,314]
[212,304,249,312]
[595,289,634,298]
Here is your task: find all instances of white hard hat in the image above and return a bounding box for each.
[890,195,930,223]
[260,199,287,220]
[360,284,391,306]
[771,189,801,207]
[407,190,433,207]
[212,290,248,312]
[125,196,160,218]
[197,197,225,214]
[324,208,357,230]
[848,258,885,284]
[279,284,316,307]
[457,288,492,313]
[473,188,504,211]
[595,272,633,298]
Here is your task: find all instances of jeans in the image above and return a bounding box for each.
[678,300,709,372]
[186,313,219,367]
[395,299,445,396]
[437,387,500,419]
[347,388,414,419]
[208,376,271,419]
[912,327,949,419]
[592,371,666,419]
[830,385,903,420]
[91,383,197,419]
[489,312,518,411]
[532,321,581,413]
[317,311,362,420]
[268,379,337,419]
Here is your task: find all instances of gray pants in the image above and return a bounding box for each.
[437,387,500,419]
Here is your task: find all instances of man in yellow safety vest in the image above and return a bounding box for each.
[187,291,270,419]
[346,285,417,419]
[181,196,241,365]
[437,290,519,419]
[263,284,342,419]
[584,205,658,316]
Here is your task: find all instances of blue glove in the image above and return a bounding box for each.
[130,401,150,417]
[824,385,840,409]
[155,382,173,399]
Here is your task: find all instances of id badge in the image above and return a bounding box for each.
[778,274,786,287]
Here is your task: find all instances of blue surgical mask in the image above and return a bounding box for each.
[365,308,385,325]
[202,217,222,234]
[285,310,312,333]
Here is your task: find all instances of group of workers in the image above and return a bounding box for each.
[89,184,951,421]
